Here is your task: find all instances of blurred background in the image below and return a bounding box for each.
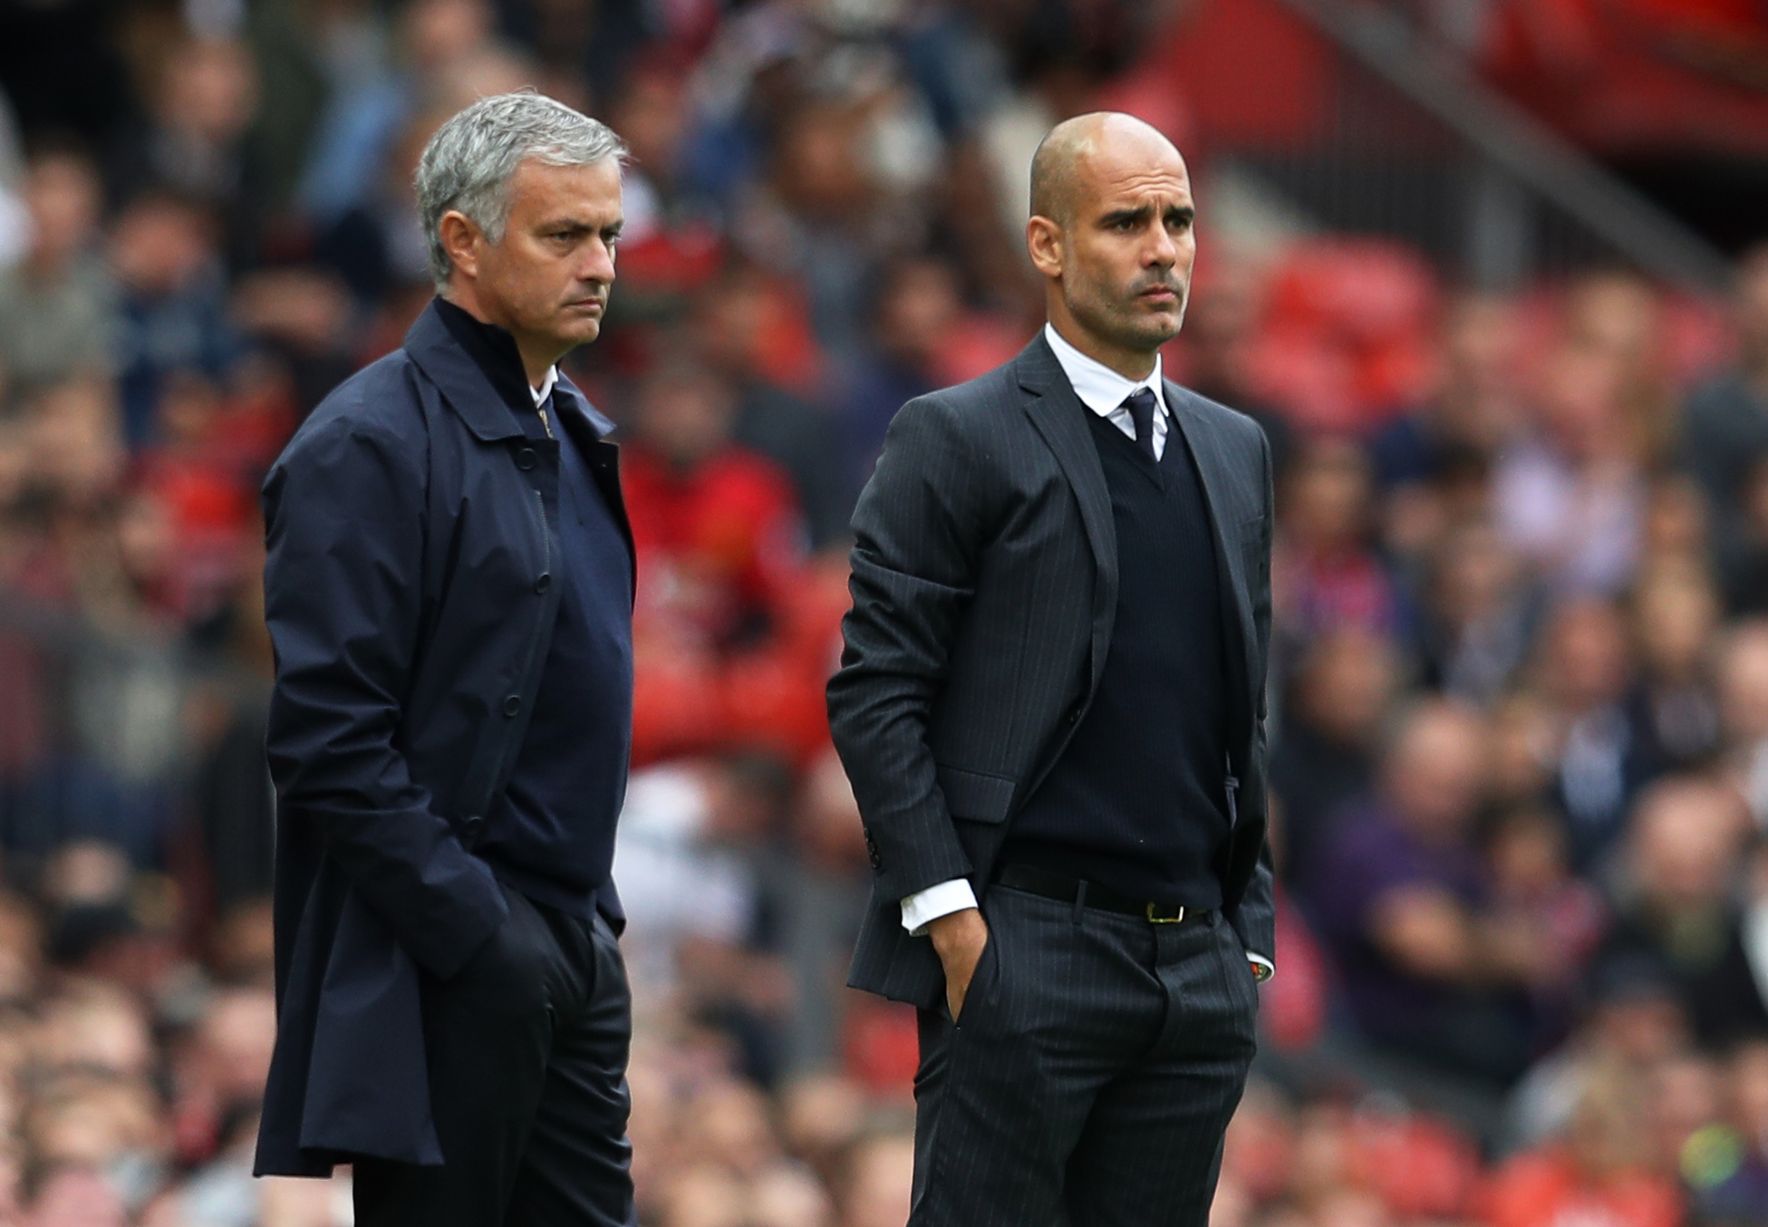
[0,0,1767,1224]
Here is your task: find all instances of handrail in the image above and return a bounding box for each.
[1273,0,1734,292]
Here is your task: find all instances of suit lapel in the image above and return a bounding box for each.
[1016,338,1119,690]
[1166,381,1255,757]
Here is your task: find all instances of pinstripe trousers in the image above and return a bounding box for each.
[909,882,1258,1227]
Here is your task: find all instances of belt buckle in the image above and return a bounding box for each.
[1145,901,1186,924]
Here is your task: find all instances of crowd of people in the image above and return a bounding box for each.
[1,1,1767,1224]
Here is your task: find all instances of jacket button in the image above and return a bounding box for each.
[1065,703,1083,726]
[502,695,522,717]
[534,572,552,593]
[516,448,538,471]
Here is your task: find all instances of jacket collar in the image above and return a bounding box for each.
[1016,332,1119,691]
[1015,330,1253,733]
[551,371,617,440]
[403,298,617,443]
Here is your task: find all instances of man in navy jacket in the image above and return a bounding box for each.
[254,92,639,1227]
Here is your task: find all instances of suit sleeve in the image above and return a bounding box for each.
[827,395,990,901]
[1230,422,1278,967]
[262,418,508,980]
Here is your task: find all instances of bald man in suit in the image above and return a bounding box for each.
[828,113,1274,1227]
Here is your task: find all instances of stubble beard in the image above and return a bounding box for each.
[1073,281,1186,356]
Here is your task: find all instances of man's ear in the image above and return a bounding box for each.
[1026,216,1063,279]
[439,210,482,281]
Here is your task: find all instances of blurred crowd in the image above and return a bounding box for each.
[1,1,1768,1225]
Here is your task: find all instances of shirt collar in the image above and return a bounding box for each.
[1043,322,1167,421]
[531,366,558,405]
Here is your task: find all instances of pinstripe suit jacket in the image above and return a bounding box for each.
[828,332,1276,1009]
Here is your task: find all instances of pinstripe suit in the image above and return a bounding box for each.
[827,332,1274,1225]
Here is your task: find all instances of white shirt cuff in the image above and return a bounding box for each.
[1247,952,1274,981]
[901,879,979,935]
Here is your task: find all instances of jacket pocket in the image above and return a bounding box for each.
[936,764,1016,824]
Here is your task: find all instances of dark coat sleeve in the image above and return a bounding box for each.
[1231,424,1278,967]
[262,417,507,980]
[826,394,989,901]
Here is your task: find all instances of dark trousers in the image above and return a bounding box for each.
[353,886,636,1227]
[910,882,1259,1227]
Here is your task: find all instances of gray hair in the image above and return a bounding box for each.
[415,90,627,291]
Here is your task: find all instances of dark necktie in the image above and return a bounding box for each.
[1122,387,1157,461]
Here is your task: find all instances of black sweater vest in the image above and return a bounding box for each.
[1005,405,1232,906]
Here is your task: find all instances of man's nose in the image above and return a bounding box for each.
[1145,227,1177,268]
[580,240,616,283]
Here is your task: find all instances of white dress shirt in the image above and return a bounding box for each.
[1042,322,1171,458]
[899,325,1273,980]
[531,365,559,405]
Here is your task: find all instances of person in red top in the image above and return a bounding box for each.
[1481,1064,1685,1227]
[618,361,817,763]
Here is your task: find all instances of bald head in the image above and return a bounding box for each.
[1025,112,1195,377]
[1030,113,1183,226]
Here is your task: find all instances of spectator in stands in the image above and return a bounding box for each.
[1598,776,1767,1047]
[1639,471,1712,576]
[606,52,715,249]
[106,190,239,450]
[1485,803,1607,1049]
[730,99,895,364]
[1168,249,1294,478]
[771,752,872,1075]
[1717,619,1768,827]
[19,1160,129,1227]
[314,106,442,311]
[1561,271,1678,469]
[1642,1048,1726,1198]
[1531,596,1656,872]
[1504,954,1689,1153]
[1482,1061,1684,1227]
[688,261,850,550]
[104,34,269,274]
[837,1131,915,1227]
[624,361,805,651]
[622,360,811,764]
[298,0,502,225]
[841,256,970,492]
[0,144,114,393]
[1689,1039,1768,1226]
[1369,290,1525,497]
[1273,435,1401,650]
[1269,624,1399,881]
[1685,244,1768,604]
[1494,344,1647,595]
[1625,560,1723,774]
[1409,518,1542,701]
[613,754,797,1084]
[1310,699,1544,1090]
[166,988,276,1169]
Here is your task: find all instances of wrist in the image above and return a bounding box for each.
[928,907,983,957]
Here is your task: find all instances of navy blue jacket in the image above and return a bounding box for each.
[253,301,633,1176]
